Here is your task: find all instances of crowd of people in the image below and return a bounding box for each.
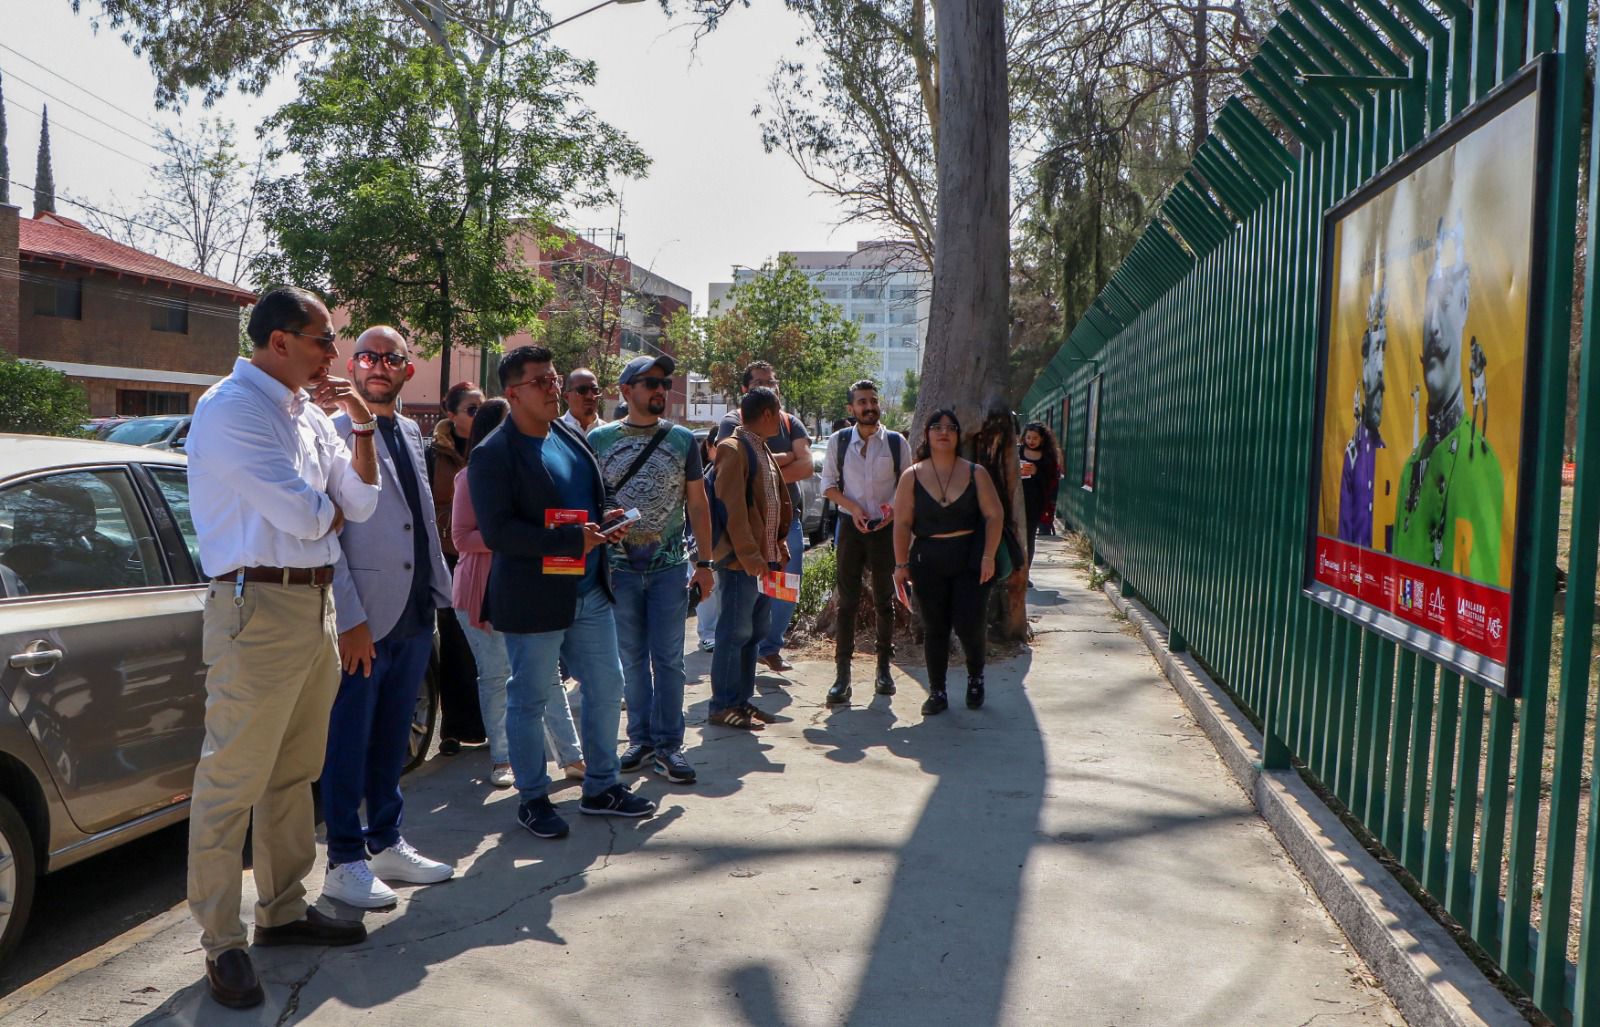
[180,284,1049,1011]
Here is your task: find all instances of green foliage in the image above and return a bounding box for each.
[544,309,624,390]
[900,368,919,413]
[794,542,837,622]
[33,105,53,216]
[673,255,873,425]
[249,15,647,393]
[0,351,88,436]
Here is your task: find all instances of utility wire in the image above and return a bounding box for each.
[2,95,158,171]
[0,42,162,132]
[0,67,164,155]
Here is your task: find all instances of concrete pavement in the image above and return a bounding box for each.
[2,536,1403,1026]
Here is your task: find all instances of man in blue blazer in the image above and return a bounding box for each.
[468,345,656,840]
[322,326,457,908]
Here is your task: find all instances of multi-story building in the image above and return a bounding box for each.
[709,240,929,405]
[0,205,256,417]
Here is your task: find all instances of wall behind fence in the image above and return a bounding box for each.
[1023,0,1600,1020]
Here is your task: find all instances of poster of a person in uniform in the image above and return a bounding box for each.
[1306,63,1551,696]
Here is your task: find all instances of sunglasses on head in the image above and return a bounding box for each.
[353,350,408,369]
[635,376,673,392]
[568,384,601,396]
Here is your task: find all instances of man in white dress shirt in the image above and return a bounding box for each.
[184,287,382,1010]
[560,367,608,436]
[821,379,907,706]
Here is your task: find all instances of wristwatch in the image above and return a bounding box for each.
[349,418,378,435]
[695,560,715,569]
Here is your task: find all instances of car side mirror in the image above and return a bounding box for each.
[171,435,187,450]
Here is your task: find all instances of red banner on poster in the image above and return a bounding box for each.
[1311,536,1510,664]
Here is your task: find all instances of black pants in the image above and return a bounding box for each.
[1023,490,1044,567]
[910,534,989,691]
[437,554,487,742]
[835,520,896,675]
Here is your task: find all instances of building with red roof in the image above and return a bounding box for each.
[0,203,256,417]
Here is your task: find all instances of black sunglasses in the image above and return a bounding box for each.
[353,350,408,369]
[290,329,339,350]
[635,376,674,391]
[568,384,601,396]
[461,404,481,417]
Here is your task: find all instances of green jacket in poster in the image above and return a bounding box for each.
[1392,417,1505,585]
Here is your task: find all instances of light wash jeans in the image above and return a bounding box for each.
[501,588,624,802]
[456,610,582,768]
[695,578,719,646]
[758,516,804,657]
[613,566,689,751]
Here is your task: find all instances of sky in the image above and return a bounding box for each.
[0,0,857,311]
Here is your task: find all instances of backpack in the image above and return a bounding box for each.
[831,426,906,484]
[706,433,760,551]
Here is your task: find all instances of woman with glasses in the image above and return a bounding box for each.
[891,409,1004,716]
[451,399,585,788]
[429,380,489,755]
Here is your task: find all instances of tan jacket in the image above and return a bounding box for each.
[430,418,468,557]
[713,432,793,577]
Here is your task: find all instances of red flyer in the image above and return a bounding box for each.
[543,509,588,575]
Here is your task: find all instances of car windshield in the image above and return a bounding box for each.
[105,417,183,446]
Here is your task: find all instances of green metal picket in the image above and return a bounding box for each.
[1022,0,1600,1018]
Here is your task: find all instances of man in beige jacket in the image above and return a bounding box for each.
[708,387,792,729]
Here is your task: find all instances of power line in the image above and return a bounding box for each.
[2,95,158,172]
[0,42,162,133]
[0,67,164,155]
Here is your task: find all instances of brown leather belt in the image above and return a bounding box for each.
[215,566,335,587]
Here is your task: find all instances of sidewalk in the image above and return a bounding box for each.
[2,536,1403,1026]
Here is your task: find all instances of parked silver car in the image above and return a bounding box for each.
[102,414,193,451]
[0,435,438,967]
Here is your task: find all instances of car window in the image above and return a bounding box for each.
[148,467,202,577]
[106,417,183,447]
[0,469,167,598]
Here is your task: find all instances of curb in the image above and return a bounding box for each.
[1105,582,1523,1027]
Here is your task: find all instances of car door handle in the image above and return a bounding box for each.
[9,648,63,670]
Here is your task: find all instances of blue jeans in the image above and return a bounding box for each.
[711,568,771,715]
[320,628,434,866]
[758,517,804,657]
[502,588,624,803]
[613,566,689,751]
[455,611,582,767]
[695,578,719,646]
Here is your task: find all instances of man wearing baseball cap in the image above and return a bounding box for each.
[588,355,714,783]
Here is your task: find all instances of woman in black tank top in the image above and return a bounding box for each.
[891,408,1005,715]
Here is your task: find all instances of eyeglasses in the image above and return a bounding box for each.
[568,384,601,396]
[290,330,339,350]
[461,404,480,417]
[928,422,959,433]
[634,376,674,392]
[507,373,564,394]
[353,350,409,369]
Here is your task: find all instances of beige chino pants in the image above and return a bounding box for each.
[186,580,340,957]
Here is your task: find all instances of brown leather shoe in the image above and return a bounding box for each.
[206,948,264,1009]
[759,653,793,672]
[254,906,367,948]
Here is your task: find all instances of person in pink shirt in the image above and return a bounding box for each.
[452,398,584,787]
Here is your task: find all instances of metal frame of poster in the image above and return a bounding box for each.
[1082,375,1102,490]
[1302,57,1556,698]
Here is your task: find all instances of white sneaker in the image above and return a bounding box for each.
[368,838,454,885]
[323,860,399,908]
[489,763,515,788]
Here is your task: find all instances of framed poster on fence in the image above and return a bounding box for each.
[1303,58,1556,698]
[1082,375,1101,490]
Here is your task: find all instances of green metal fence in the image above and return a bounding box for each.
[1023,0,1600,1020]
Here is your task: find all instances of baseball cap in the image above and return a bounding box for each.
[618,354,677,386]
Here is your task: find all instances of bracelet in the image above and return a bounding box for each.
[895,562,910,569]
[351,428,376,438]
[695,560,715,569]
[349,418,377,435]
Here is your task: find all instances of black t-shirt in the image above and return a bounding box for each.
[717,409,810,508]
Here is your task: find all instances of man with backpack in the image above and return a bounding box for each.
[707,387,792,729]
[820,380,908,704]
[714,361,812,672]
[589,355,714,784]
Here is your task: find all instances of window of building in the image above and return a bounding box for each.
[29,278,82,319]
[150,302,189,334]
[856,311,880,324]
[117,390,190,416]
[891,287,918,300]
[851,285,882,300]
[820,286,847,300]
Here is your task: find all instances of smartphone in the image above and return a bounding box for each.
[865,517,883,531]
[599,507,641,535]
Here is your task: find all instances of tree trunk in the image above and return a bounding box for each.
[919,0,1024,638]
[1191,2,1210,147]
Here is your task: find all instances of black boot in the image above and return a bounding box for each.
[827,676,852,705]
[874,665,895,695]
[966,674,985,709]
[921,689,948,716]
